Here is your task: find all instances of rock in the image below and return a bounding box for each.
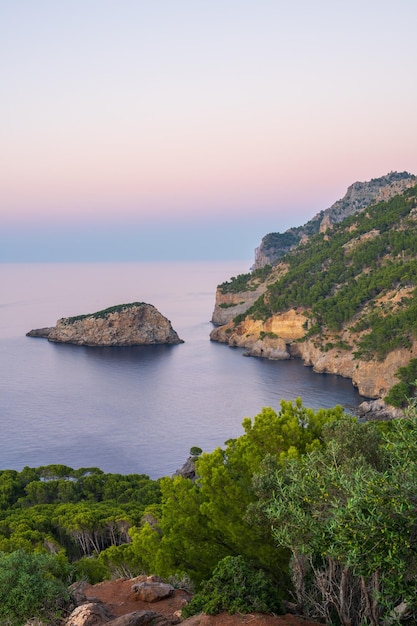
[174,457,196,480]
[69,580,89,606]
[252,172,417,269]
[131,581,174,603]
[26,303,183,347]
[211,285,265,326]
[65,602,115,626]
[358,399,404,421]
[210,308,305,361]
[109,611,172,626]
[25,327,54,338]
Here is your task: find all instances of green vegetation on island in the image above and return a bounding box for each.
[65,302,146,324]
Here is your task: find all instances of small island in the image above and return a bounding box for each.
[26,302,183,347]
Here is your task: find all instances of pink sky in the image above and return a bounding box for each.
[1,1,417,260]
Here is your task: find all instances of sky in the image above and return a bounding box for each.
[1,0,417,262]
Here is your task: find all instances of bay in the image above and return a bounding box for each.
[0,262,366,478]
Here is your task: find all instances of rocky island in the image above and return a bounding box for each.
[27,302,183,347]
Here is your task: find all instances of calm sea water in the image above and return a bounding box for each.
[0,262,366,478]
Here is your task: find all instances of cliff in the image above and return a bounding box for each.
[211,180,417,401]
[27,302,183,347]
[211,308,417,398]
[252,171,416,269]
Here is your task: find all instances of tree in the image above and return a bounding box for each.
[255,415,417,625]
[129,401,343,588]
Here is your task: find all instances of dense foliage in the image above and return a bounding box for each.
[0,466,160,568]
[254,414,417,625]
[0,550,71,625]
[3,399,417,624]
[233,185,417,360]
[182,555,284,616]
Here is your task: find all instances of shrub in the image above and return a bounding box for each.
[181,555,283,617]
[0,550,71,625]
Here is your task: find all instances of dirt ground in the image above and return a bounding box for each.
[84,578,324,626]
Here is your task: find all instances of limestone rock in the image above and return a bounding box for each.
[65,602,115,626]
[109,611,171,626]
[131,580,174,603]
[210,303,417,399]
[27,303,183,347]
[174,457,196,480]
[210,309,306,361]
[358,399,404,421]
[211,285,265,326]
[292,338,417,399]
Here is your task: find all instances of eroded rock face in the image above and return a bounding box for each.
[211,285,266,326]
[210,309,306,361]
[291,339,417,399]
[210,309,417,399]
[26,303,183,347]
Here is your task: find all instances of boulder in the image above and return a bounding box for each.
[174,457,196,480]
[358,399,404,421]
[65,602,115,626]
[131,581,174,603]
[109,611,172,626]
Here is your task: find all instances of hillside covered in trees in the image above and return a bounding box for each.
[212,183,417,403]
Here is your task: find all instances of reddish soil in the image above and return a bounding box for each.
[84,578,324,626]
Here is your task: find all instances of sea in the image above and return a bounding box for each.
[0,261,367,479]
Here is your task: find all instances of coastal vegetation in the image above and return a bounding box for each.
[2,400,417,624]
[65,302,146,324]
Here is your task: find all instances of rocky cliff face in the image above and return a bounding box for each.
[253,171,416,269]
[27,303,183,347]
[211,262,289,325]
[210,310,417,399]
[211,285,266,326]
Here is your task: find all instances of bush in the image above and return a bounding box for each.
[0,550,71,625]
[181,555,283,616]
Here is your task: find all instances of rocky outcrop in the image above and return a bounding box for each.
[174,457,197,480]
[211,285,266,326]
[211,262,289,326]
[358,399,404,421]
[27,303,183,347]
[253,172,416,269]
[65,602,115,626]
[210,309,305,360]
[210,310,417,399]
[291,338,417,399]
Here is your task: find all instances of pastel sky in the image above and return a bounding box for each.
[1,0,417,262]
